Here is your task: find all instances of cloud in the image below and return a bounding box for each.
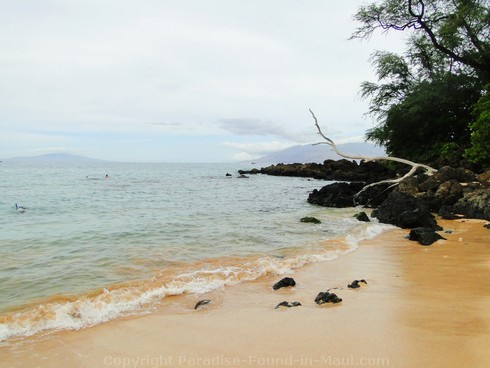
[0,0,406,162]
[219,119,284,136]
[218,118,315,143]
[223,141,292,156]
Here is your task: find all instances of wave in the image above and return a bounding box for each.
[0,222,393,342]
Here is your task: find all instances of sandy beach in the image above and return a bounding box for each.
[1,218,489,368]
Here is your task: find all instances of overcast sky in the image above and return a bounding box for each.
[0,0,405,162]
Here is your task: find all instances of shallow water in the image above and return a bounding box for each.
[0,161,389,341]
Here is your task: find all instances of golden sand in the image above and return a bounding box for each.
[1,219,489,368]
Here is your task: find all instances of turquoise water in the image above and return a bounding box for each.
[0,162,389,341]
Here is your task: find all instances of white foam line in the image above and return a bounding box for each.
[1,222,395,342]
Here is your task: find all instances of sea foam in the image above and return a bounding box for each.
[0,222,393,342]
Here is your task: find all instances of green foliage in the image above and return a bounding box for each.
[353,0,490,165]
[464,85,490,168]
[366,74,482,162]
[352,0,490,79]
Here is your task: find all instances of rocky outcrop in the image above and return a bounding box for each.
[453,189,490,221]
[372,192,440,229]
[239,160,396,183]
[307,182,365,207]
[241,161,490,223]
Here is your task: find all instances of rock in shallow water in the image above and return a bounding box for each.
[274,301,302,309]
[353,212,370,222]
[273,277,296,290]
[194,299,211,310]
[348,279,367,288]
[314,292,342,305]
[300,216,321,224]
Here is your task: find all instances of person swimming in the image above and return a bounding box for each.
[15,203,27,212]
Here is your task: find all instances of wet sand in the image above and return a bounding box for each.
[1,219,489,368]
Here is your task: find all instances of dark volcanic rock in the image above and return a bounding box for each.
[274,301,302,309]
[273,277,296,290]
[239,160,396,183]
[314,292,342,305]
[194,299,211,310]
[300,216,321,224]
[438,205,460,220]
[307,182,365,208]
[434,180,464,207]
[477,170,490,187]
[348,279,367,288]
[372,192,440,230]
[354,212,370,222]
[355,182,396,207]
[408,227,446,246]
[453,189,490,221]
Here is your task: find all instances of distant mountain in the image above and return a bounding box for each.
[251,143,386,164]
[3,153,108,163]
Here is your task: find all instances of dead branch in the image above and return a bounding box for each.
[309,109,437,200]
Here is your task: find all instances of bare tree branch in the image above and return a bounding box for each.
[309,109,437,200]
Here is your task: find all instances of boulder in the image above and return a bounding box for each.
[372,191,440,230]
[453,189,490,221]
[408,227,446,246]
[307,182,365,208]
[438,205,460,220]
[477,170,490,187]
[355,182,396,207]
[434,180,464,207]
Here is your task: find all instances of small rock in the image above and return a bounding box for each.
[347,279,367,289]
[194,299,211,310]
[274,301,302,309]
[274,301,290,309]
[314,292,342,305]
[353,212,370,222]
[300,217,321,224]
[484,223,490,229]
[273,277,296,290]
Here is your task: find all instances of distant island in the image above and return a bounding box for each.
[250,143,386,165]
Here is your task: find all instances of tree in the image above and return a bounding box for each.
[464,84,490,167]
[352,0,490,166]
[366,73,482,162]
[352,0,490,80]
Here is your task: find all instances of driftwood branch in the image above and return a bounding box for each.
[309,109,437,199]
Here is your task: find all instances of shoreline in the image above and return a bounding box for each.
[1,219,489,367]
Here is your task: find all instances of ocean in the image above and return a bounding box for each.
[0,161,390,342]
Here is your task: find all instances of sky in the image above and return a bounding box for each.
[0,0,406,162]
